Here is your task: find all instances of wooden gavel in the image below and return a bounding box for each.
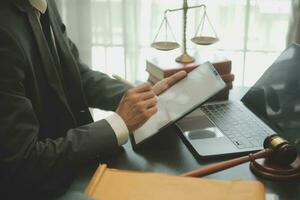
[182,135,299,177]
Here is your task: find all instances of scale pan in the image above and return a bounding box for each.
[151,41,180,51]
[191,36,219,45]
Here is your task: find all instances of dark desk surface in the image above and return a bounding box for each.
[60,88,300,200]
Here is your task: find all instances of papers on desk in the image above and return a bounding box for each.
[132,62,226,145]
[85,164,265,200]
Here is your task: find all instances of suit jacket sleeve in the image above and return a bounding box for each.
[49,0,130,111]
[67,38,130,111]
[0,28,119,197]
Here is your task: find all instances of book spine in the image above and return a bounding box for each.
[212,60,232,75]
[164,66,198,78]
[146,61,164,80]
[148,74,162,84]
[85,164,107,196]
[147,59,232,79]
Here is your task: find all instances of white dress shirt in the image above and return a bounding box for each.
[29,0,129,146]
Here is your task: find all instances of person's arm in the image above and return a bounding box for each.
[67,38,130,111]
[49,0,129,112]
[49,1,187,147]
[0,28,120,196]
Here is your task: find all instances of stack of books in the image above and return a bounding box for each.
[146,56,233,100]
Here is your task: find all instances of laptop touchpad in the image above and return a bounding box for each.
[177,114,224,140]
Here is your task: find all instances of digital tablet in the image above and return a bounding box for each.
[131,62,226,146]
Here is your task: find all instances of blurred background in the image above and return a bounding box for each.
[54,0,300,118]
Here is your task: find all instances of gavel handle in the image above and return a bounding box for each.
[182,148,273,177]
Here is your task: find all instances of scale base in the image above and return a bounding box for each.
[250,156,300,181]
[176,53,195,63]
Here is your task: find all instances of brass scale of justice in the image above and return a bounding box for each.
[151,1,300,180]
[151,0,218,63]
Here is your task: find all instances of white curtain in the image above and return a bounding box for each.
[55,0,292,118]
[55,0,292,85]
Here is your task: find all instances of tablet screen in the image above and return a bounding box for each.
[133,62,226,145]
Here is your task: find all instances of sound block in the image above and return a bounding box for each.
[250,156,300,181]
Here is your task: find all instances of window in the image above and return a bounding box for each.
[56,0,292,119]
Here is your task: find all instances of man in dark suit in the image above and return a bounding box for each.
[0,0,188,198]
[0,0,237,198]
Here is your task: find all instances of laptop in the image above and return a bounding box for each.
[176,43,300,158]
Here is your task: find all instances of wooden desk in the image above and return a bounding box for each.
[60,87,300,200]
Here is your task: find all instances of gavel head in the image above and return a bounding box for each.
[263,134,298,165]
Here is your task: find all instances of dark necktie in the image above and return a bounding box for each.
[39,10,60,66]
[39,10,68,94]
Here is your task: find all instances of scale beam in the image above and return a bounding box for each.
[165,4,206,14]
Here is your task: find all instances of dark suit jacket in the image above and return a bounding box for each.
[0,0,129,198]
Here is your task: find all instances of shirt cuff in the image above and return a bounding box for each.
[105,112,129,146]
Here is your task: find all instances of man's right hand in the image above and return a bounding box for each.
[116,83,158,133]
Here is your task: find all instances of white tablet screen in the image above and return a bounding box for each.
[133,62,225,144]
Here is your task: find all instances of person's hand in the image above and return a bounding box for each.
[221,73,235,90]
[116,83,157,132]
[117,71,186,132]
[152,71,187,95]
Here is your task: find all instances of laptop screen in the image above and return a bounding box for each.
[241,44,300,151]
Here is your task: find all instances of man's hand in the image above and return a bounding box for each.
[116,71,186,132]
[221,73,235,90]
[152,71,187,95]
[116,83,157,133]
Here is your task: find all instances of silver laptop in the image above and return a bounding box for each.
[176,44,300,158]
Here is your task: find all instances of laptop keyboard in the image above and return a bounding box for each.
[201,102,273,149]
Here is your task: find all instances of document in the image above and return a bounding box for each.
[85,164,265,200]
[132,62,226,145]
